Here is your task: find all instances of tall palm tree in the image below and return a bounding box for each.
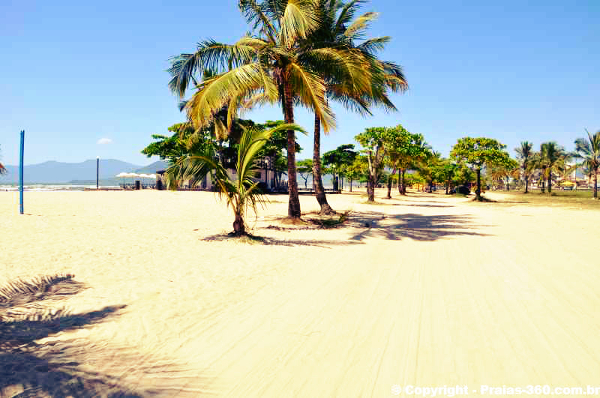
[539,142,569,193]
[165,123,305,236]
[515,141,534,193]
[573,129,600,199]
[306,0,407,214]
[168,0,371,220]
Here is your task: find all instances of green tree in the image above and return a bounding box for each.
[345,155,368,192]
[355,127,390,202]
[452,163,476,189]
[297,159,313,189]
[436,160,460,194]
[573,129,600,199]
[323,144,357,190]
[450,137,512,201]
[515,141,535,193]
[165,123,305,236]
[416,151,442,193]
[142,123,213,163]
[383,126,430,197]
[307,0,408,214]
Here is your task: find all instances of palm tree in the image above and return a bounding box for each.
[168,0,361,220]
[307,0,407,213]
[539,142,569,193]
[515,141,534,193]
[165,123,305,236]
[573,129,600,199]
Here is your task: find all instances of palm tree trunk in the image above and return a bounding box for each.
[525,176,529,193]
[547,174,552,193]
[349,178,353,192]
[283,79,301,218]
[476,168,482,201]
[233,212,245,236]
[312,114,335,215]
[367,174,375,202]
[399,169,407,195]
[594,169,598,199]
[540,171,546,193]
[386,168,396,199]
[445,182,449,194]
[366,152,376,202]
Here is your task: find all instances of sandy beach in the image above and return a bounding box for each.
[1,190,600,397]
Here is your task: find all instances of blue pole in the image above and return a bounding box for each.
[19,130,24,214]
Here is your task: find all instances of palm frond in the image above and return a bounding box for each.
[357,36,390,54]
[168,40,260,98]
[334,0,366,36]
[343,11,379,41]
[288,62,336,131]
[167,53,202,98]
[239,0,278,42]
[278,0,320,47]
[184,63,277,130]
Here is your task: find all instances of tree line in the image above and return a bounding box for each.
[142,0,599,235]
[303,127,600,203]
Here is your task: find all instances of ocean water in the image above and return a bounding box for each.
[0,184,120,192]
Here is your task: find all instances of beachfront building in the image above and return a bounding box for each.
[155,156,284,192]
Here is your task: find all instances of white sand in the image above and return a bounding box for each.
[1,190,599,397]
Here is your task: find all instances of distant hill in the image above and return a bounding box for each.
[0,159,167,184]
[135,160,169,174]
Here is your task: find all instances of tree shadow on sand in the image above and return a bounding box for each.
[202,210,489,247]
[0,275,188,397]
[346,211,490,242]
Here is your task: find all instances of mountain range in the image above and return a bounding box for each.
[0,159,168,184]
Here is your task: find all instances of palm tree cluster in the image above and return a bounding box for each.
[511,132,600,198]
[166,0,407,224]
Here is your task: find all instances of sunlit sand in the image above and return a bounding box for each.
[1,190,599,396]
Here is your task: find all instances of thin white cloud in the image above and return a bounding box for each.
[97,138,113,145]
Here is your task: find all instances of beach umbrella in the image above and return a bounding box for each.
[139,173,152,187]
[125,173,139,187]
[116,172,129,187]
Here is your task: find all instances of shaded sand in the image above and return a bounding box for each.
[1,190,600,396]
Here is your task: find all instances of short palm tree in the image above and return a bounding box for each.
[573,129,600,199]
[515,141,534,193]
[165,123,305,236]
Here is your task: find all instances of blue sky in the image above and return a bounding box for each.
[1,0,598,166]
